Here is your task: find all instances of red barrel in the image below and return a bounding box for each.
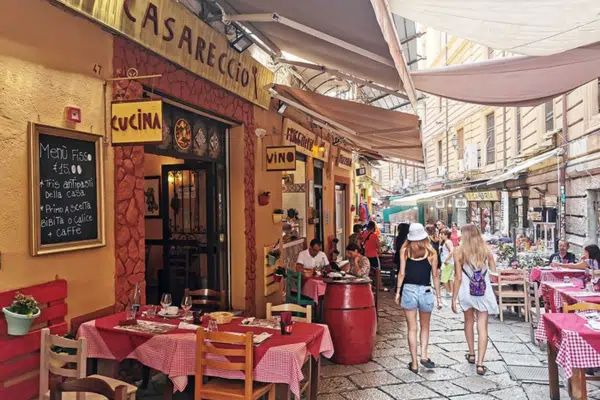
[323,280,377,364]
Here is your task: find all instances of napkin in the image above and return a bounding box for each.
[178,322,200,331]
[241,317,255,325]
[253,332,272,345]
[587,319,600,331]
[566,291,597,298]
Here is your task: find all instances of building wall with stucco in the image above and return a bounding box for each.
[0,0,116,320]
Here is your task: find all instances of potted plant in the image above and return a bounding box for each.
[273,208,285,224]
[274,266,287,282]
[267,249,281,266]
[258,191,271,206]
[2,292,40,336]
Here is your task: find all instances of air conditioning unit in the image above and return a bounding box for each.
[437,166,447,177]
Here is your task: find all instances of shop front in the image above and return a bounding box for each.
[465,190,501,234]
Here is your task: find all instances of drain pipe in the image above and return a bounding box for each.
[503,107,507,168]
[559,95,568,239]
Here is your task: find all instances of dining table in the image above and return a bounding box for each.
[77,310,334,399]
[541,281,584,313]
[536,313,600,399]
[530,267,587,283]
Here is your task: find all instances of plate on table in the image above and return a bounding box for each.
[157,310,182,318]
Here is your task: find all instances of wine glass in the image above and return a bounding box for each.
[181,295,193,320]
[160,293,172,318]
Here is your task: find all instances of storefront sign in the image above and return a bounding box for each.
[544,196,558,208]
[455,198,468,208]
[54,0,274,108]
[265,146,296,171]
[282,119,329,160]
[111,101,162,144]
[529,211,543,221]
[29,124,105,256]
[435,199,446,209]
[465,191,500,202]
[356,167,367,177]
[336,149,353,171]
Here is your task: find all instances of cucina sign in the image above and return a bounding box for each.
[111,100,163,144]
[282,119,329,160]
[337,149,353,170]
[53,0,274,108]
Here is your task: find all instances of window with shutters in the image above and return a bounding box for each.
[486,113,495,165]
[545,100,554,132]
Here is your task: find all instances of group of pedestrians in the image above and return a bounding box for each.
[394,222,498,376]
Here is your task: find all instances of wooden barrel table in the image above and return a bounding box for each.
[323,278,377,364]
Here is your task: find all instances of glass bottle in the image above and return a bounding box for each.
[131,283,141,314]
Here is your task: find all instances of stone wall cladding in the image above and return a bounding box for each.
[113,37,257,315]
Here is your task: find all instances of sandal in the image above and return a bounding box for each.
[476,365,488,376]
[420,358,435,369]
[407,362,419,374]
[465,354,476,364]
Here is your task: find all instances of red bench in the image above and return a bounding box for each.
[0,279,68,400]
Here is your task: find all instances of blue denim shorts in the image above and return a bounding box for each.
[401,284,434,312]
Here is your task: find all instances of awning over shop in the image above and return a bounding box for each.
[486,148,562,186]
[272,84,423,162]
[217,0,417,106]
[388,0,600,56]
[411,43,600,107]
[390,188,464,206]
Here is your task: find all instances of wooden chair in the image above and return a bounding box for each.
[493,270,529,322]
[50,377,127,400]
[195,330,276,400]
[266,303,312,323]
[563,302,600,313]
[185,288,225,311]
[39,328,137,400]
[527,281,545,345]
[285,271,315,308]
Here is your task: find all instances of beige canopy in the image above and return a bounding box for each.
[272,85,423,163]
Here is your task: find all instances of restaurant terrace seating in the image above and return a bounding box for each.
[285,271,315,308]
[39,328,137,400]
[49,377,127,400]
[195,330,276,400]
[266,303,312,323]
[526,281,545,344]
[493,269,529,322]
[562,302,600,313]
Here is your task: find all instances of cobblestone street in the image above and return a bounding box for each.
[317,292,595,400]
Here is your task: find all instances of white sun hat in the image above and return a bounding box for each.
[407,223,428,241]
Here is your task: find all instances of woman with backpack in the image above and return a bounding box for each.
[394,223,411,294]
[451,224,498,376]
[394,223,442,373]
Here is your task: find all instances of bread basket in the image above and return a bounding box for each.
[209,311,233,324]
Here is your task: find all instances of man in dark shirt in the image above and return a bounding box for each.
[549,239,577,265]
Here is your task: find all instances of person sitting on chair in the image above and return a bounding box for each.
[296,239,330,270]
[548,240,577,266]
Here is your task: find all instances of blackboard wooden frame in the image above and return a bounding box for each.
[28,123,106,256]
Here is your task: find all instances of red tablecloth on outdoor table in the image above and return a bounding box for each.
[530,267,586,283]
[77,313,334,395]
[541,281,583,313]
[302,277,327,304]
[560,287,600,309]
[536,313,600,378]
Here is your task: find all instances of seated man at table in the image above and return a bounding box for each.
[296,239,330,270]
[553,244,600,271]
[549,239,577,266]
[345,243,371,277]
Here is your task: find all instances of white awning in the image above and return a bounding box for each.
[388,0,600,56]
[486,148,562,185]
[390,188,464,206]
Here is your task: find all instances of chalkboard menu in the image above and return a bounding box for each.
[29,124,105,255]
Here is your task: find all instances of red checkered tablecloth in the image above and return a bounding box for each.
[541,282,581,313]
[302,278,327,304]
[536,313,600,378]
[530,268,586,283]
[78,314,334,396]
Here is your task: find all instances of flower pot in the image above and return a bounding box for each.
[2,307,40,336]
[272,214,283,224]
[258,194,270,206]
[267,254,279,266]
[274,274,283,282]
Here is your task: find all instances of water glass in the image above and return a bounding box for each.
[160,293,172,310]
[126,305,136,321]
[564,276,571,284]
[146,305,157,318]
[207,319,218,332]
